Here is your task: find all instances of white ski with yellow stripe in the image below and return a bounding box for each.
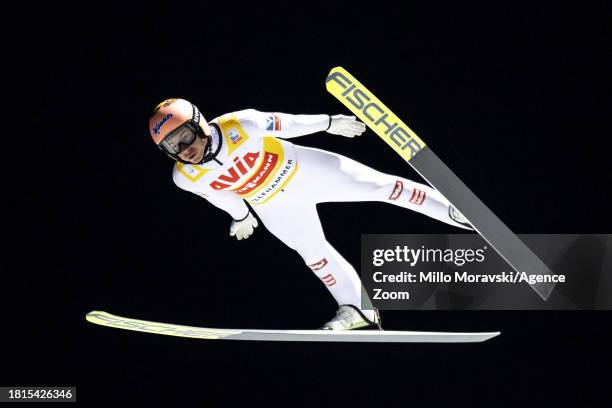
[86,311,500,343]
[326,66,555,300]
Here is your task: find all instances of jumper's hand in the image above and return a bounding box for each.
[326,115,366,138]
[230,212,259,240]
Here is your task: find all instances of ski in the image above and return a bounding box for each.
[86,311,500,343]
[326,66,554,300]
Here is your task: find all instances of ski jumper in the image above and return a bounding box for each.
[172,110,469,317]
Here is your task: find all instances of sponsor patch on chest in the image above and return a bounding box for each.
[209,152,261,190]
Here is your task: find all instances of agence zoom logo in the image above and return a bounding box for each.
[326,72,423,158]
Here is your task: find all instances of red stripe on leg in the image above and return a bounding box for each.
[409,188,426,205]
[389,180,404,200]
[321,274,337,286]
[308,258,328,271]
[409,188,418,202]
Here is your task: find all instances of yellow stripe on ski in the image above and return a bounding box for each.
[325,66,426,161]
[86,311,239,339]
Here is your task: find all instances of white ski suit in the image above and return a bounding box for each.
[172,110,469,318]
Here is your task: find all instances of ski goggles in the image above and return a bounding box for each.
[158,123,199,155]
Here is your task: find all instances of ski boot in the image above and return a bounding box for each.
[449,205,473,229]
[320,305,382,330]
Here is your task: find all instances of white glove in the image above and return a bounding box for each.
[326,115,367,138]
[229,212,259,240]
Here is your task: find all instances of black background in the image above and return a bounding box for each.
[11,1,611,406]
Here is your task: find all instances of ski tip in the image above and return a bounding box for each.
[326,66,347,83]
[86,310,104,316]
[85,310,107,323]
